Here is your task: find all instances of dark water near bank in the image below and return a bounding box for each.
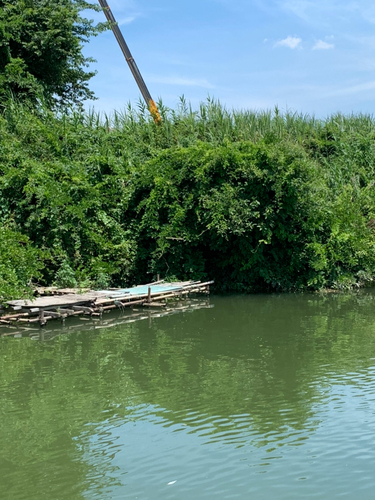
[1,292,375,499]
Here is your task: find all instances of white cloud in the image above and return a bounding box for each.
[107,0,139,11]
[118,16,137,26]
[86,0,141,24]
[313,40,335,50]
[329,80,375,96]
[274,36,302,49]
[279,0,314,22]
[280,0,375,28]
[148,76,215,89]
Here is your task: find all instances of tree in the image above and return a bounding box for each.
[0,0,106,107]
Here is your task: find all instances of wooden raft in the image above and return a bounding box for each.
[0,280,213,329]
[8,298,214,342]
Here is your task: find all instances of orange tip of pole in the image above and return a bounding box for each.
[149,99,162,125]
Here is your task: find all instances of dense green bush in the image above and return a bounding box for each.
[1,98,375,299]
[0,226,42,300]
[132,140,375,291]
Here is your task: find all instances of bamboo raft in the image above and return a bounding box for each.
[0,280,213,334]
[3,298,213,342]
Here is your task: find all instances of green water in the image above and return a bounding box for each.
[1,292,375,500]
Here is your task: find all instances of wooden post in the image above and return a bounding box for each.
[148,286,151,304]
[39,308,45,327]
[157,274,160,282]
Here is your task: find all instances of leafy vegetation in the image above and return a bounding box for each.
[0,226,42,301]
[0,0,104,107]
[1,98,375,299]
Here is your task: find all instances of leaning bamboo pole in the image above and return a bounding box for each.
[97,0,162,124]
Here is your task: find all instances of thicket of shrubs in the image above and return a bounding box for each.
[1,98,375,300]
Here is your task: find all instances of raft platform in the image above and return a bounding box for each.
[3,298,213,342]
[0,280,213,333]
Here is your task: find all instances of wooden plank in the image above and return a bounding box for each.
[7,292,102,310]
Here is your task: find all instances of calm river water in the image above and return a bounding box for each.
[1,292,375,499]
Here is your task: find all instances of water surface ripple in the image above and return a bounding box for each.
[1,292,375,499]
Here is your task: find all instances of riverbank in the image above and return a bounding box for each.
[1,99,375,300]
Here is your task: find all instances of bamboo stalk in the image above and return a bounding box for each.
[100,299,146,311]
[72,305,94,314]
[1,312,31,320]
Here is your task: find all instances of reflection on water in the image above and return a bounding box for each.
[1,292,375,499]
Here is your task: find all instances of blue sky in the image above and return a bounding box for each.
[83,0,375,117]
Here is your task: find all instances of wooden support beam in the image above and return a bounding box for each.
[57,309,76,315]
[44,311,61,318]
[1,312,30,320]
[39,308,46,326]
[27,317,45,324]
[100,304,117,311]
[99,298,146,311]
[72,305,94,314]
